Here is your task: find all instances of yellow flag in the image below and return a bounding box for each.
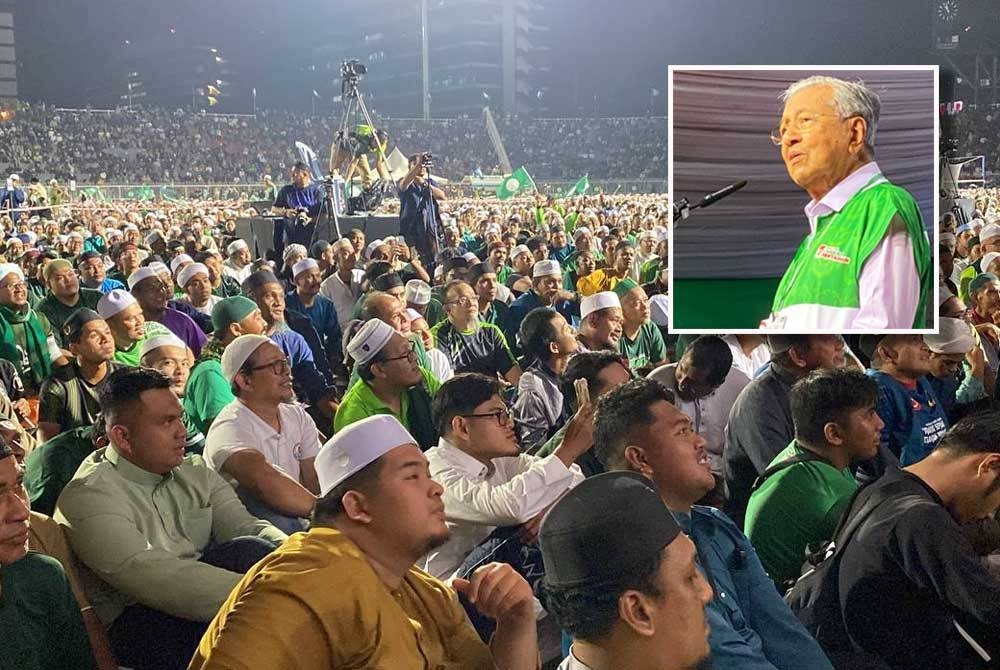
[207,85,220,95]
[207,96,218,106]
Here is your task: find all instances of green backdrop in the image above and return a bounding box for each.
[672,278,782,330]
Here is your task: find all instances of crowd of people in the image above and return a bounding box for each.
[0,159,998,670]
[0,103,666,185]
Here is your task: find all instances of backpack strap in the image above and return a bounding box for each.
[751,448,825,493]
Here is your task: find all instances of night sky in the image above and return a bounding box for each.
[13,0,967,116]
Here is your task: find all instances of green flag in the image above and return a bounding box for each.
[563,175,590,199]
[496,166,535,200]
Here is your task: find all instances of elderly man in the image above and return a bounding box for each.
[97,289,174,368]
[616,278,667,371]
[140,332,206,455]
[319,237,366,328]
[432,280,520,384]
[222,238,253,284]
[335,319,441,448]
[191,415,539,669]
[204,335,321,534]
[177,262,222,317]
[924,317,989,422]
[0,263,67,395]
[502,260,579,356]
[765,76,932,330]
[55,367,287,670]
[577,291,623,352]
[129,267,207,357]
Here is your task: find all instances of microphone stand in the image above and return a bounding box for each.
[673,180,748,224]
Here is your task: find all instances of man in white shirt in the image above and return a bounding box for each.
[204,334,321,533]
[222,239,253,285]
[320,237,366,328]
[721,334,770,380]
[421,372,586,581]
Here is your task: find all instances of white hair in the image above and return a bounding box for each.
[781,76,881,153]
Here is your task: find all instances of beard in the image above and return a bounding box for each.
[418,528,452,557]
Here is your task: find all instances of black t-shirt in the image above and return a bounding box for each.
[839,468,1000,669]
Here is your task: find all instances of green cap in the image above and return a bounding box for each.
[612,277,639,299]
[211,296,258,333]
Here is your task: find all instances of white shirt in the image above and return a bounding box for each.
[421,437,584,581]
[425,347,454,382]
[557,647,593,670]
[203,399,321,481]
[222,259,252,284]
[647,363,750,474]
[721,335,771,380]
[179,293,223,317]
[320,268,366,328]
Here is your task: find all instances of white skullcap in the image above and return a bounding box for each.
[981,252,1000,274]
[433,264,445,279]
[649,294,670,327]
[347,319,395,366]
[148,261,169,276]
[292,258,319,277]
[597,226,610,235]
[68,231,84,240]
[364,239,385,260]
[124,223,139,232]
[581,291,621,320]
[316,415,417,495]
[0,263,23,282]
[510,244,531,260]
[169,254,193,275]
[939,232,957,253]
[127,266,161,290]
[485,224,501,235]
[227,239,248,254]
[653,226,668,242]
[106,228,124,239]
[638,230,656,241]
[140,333,186,359]
[572,226,592,239]
[924,317,975,355]
[282,244,308,263]
[177,263,209,288]
[220,334,272,384]
[8,173,18,181]
[405,279,432,306]
[333,237,354,250]
[145,231,164,245]
[97,288,137,319]
[461,252,479,263]
[971,218,985,231]
[406,307,423,322]
[980,223,1000,243]
[532,259,561,278]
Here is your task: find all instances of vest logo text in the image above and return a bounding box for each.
[814,245,851,264]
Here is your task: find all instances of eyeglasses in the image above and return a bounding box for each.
[460,407,513,426]
[769,113,851,146]
[247,357,292,375]
[0,281,25,291]
[379,343,418,364]
[446,296,476,307]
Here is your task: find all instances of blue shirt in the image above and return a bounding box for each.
[94,277,125,294]
[676,506,832,670]
[269,326,332,405]
[868,369,948,466]
[501,290,579,356]
[274,183,325,249]
[284,291,342,364]
[549,245,575,264]
[0,187,25,223]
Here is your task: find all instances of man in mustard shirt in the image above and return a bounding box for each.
[192,415,540,669]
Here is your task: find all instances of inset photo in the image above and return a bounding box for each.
[668,66,938,333]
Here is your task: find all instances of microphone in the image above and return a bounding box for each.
[696,180,748,208]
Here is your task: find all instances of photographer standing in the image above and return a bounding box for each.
[398,152,446,268]
[270,162,326,262]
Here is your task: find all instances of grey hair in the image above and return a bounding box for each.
[781,76,881,154]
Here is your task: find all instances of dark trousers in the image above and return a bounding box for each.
[108,536,276,670]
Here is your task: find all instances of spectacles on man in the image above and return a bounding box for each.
[769,112,854,146]
[379,342,418,364]
[446,296,476,307]
[460,407,513,426]
[247,357,292,375]
[0,281,25,291]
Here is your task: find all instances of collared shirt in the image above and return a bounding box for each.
[557,647,592,670]
[284,291,342,362]
[38,360,125,435]
[178,293,223,317]
[676,506,833,670]
[24,425,96,517]
[512,362,564,454]
[334,366,441,434]
[319,268,365,329]
[36,288,103,347]
[648,363,750,473]
[204,398,321,482]
[156,307,207,357]
[721,335,771,381]
[190,527,494,670]
[54,446,287,625]
[430,319,517,378]
[421,437,583,580]
[222,259,252,285]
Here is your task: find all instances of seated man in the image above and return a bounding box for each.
[502,260,580,357]
[422,372,585,580]
[140,333,206,454]
[595,378,833,670]
[319,237,365,329]
[512,307,579,453]
[431,279,520,383]
[191,415,539,669]
[38,309,122,442]
[576,291,623,353]
[744,368,882,589]
[924,316,988,422]
[837,413,1000,668]
[222,239,253,285]
[176,262,222,318]
[55,367,288,670]
[184,296,268,434]
[0,439,98,670]
[35,258,103,349]
[539,471,714,670]
[77,250,125,294]
[97,288,173,367]
[284,257,343,372]
[0,263,67,396]
[615,278,667,373]
[128,267,207,357]
[25,420,104,517]
[205,335,321,533]
[336,319,441,449]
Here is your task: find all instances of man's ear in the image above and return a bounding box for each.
[109,423,132,456]
[623,445,652,479]
[823,421,844,447]
[341,490,374,524]
[618,589,657,638]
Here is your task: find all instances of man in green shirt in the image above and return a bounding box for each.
[469,263,509,327]
[140,332,207,455]
[98,288,173,367]
[24,424,100,517]
[336,319,440,449]
[0,440,97,670]
[744,367,882,589]
[35,259,103,349]
[615,278,666,373]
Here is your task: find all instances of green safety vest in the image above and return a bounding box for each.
[771,176,932,328]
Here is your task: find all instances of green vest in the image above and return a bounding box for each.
[771,176,932,328]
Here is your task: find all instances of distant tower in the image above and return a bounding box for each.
[0,2,15,104]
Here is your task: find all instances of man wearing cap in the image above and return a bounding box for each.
[285,257,343,372]
[319,237,366,328]
[38,309,122,442]
[140,333,206,455]
[129,267,207,358]
[405,277,446,328]
[358,290,436,376]
[192,414,539,669]
[577,291,623,353]
[503,260,580,357]
[336,319,441,448]
[97,288,174,368]
[270,162,325,260]
[615,278,666,372]
[967,271,1000,328]
[222,238,252,284]
[0,173,25,223]
[502,243,536,295]
[594,378,833,670]
[0,438,99,670]
[204,335,321,534]
[107,242,141,286]
[0,263,67,395]
[765,77,932,330]
[55,367,288,670]
[422,372,585,581]
[185,297,268,434]
[432,280,521,384]
[723,334,848,527]
[177,262,222,317]
[36,258,104,349]
[959,222,1000,303]
[924,317,988,422]
[539,471,714,670]
[77,251,125,294]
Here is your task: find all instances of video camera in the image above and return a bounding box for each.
[341,59,367,78]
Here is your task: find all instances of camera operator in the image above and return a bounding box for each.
[330,125,390,188]
[398,152,446,268]
[270,161,325,262]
